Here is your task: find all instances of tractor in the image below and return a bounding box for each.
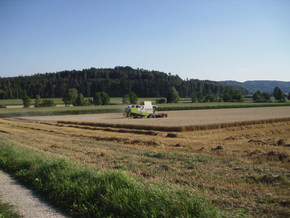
[124,101,168,119]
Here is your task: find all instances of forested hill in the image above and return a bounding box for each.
[220,80,290,94]
[0,66,250,99]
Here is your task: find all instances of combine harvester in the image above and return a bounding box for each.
[124,101,168,119]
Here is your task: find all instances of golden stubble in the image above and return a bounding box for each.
[0,118,289,217]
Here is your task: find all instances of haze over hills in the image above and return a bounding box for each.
[219,80,290,94]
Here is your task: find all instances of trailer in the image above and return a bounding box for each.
[124,101,168,119]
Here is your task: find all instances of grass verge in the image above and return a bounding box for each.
[0,141,223,218]
[0,200,23,218]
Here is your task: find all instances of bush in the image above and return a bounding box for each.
[129,92,138,104]
[191,95,197,103]
[100,92,110,105]
[22,95,31,108]
[156,98,166,104]
[34,95,41,107]
[35,96,56,107]
[167,87,180,103]
[253,91,271,102]
[40,99,56,107]
[93,93,102,105]
[122,94,130,104]
[0,104,7,109]
[62,88,78,106]
[93,92,110,106]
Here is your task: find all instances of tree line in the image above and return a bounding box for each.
[253,87,290,102]
[0,66,250,100]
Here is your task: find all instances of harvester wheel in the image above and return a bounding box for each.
[149,114,155,118]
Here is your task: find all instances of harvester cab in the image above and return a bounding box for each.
[124,101,167,119]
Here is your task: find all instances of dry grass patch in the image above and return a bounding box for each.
[0,118,289,217]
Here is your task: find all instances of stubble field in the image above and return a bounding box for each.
[1,106,290,217]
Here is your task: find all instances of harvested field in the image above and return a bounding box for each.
[18,106,290,131]
[1,107,290,217]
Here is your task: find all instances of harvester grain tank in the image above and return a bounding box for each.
[124,101,167,118]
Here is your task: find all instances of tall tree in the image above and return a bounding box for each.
[167,87,180,103]
[93,92,103,105]
[34,95,41,107]
[101,92,110,105]
[273,87,284,101]
[62,88,78,106]
[129,92,138,104]
[22,94,31,108]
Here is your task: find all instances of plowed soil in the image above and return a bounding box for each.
[1,107,290,217]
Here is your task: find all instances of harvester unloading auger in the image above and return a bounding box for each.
[124,101,168,119]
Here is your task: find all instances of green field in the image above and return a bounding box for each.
[0,97,289,118]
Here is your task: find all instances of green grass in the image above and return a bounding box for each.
[0,200,23,218]
[0,140,223,218]
[0,97,289,118]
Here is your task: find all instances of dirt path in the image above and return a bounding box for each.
[0,169,68,218]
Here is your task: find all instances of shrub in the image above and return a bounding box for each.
[40,99,56,107]
[34,95,41,107]
[0,104,7,109]
[100,92,110,105]
[93,92,103,105]
[167,87,180,103]
[129,92,138,104]
[73,94,85,106]
[62,88,78,106]
[22,95,31,108]
[93,92,110,106]
[273,87,284,101]
[191,95,197,103]
[122,94,130,105]
[156,98,166,104]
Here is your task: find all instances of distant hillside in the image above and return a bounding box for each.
[0,66,249,99]
[220,80,290,94]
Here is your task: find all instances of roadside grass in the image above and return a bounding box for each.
[0,141,224,218]
[0,200,23,218]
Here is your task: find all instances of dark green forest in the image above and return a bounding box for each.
[0,66,250,99]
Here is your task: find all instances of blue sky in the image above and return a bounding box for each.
[1,0,289,82]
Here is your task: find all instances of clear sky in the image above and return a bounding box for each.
[1,0,289,82]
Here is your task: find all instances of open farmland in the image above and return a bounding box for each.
[18,106,290,131]
[1,106,290,217]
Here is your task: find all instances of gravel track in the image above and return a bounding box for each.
[0,169,68,218]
